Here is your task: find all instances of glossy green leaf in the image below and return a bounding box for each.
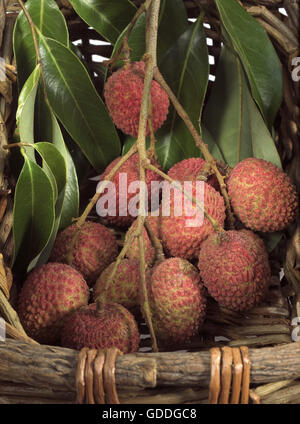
[68,0,136,44]
[110,0,188,71]
[259,231,283,253]
[34,142,67,201]
[16,66,40,160]
[155,17,210,170]
[34,92,79,229]
[13,0,69,90]
[12,153,55,272]
[37,33,121,172]
[215,0,283,127]
[203,46,282,169]
[27,142,68,270]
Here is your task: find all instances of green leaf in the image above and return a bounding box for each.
[16,66,40,159]
[203,46,282,169]
[157,0,188,63]
[12,153,55,272]
[259,231,283,253]
[68,0,136,44]
[155,17,209,170]
[34,92,79,229]
[34,142,67,201]
[215,0,283,127]
[27,142,68,270]
[13,0,69,90]
[201,126,225,162]
[37,33,121,172]
[110,0,188,70]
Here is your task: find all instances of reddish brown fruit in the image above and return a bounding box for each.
[168,157,219,191]
[125,216,160,265]
[160,181,226,260]
[93,259,141,310]
[61,302,140,353]
[227,157,298,232]
[96,153,163,228]
[198,229,271,311]
[144,258,207,346]
[104,61,169,137]
[18,263,90,344]
[50,221,118,286]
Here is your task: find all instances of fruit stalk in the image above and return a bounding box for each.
[134,0,161,353]
[65,143,137,266]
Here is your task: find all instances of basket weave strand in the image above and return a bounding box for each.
[76,347,123,404]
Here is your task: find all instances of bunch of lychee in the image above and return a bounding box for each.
[17,61,299,352]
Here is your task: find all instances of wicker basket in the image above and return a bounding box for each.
[0,0,300,405]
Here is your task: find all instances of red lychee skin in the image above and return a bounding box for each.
[227,157,299,232]
[146,258,207,346]
[104,61,169,137]
[198,229,271,312]
[160,181,226,260]
[93,259,141,310]
[60,302,140,353]
[125,216,160,265]
[18,263,90,344]
[168,158,219,191]
[97,153,163,228]
[50,221,118,286]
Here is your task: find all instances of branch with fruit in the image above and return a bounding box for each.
[1,0,298,358]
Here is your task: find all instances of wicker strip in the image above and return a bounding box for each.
[219,346,233,404]
[209,347,221,403]
[76,347,89,404]
[240,346,251,404]
[230,347,243,404]
[209,346,251,404]
[93,350,106,404]
[76,347,122,404]
[103,348,123,404]
[85,349,98,404]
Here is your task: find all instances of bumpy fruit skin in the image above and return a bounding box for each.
[96,153,162,228]
[227,157,299,232]
[198,230,271,311]
[146,258,206,346]
[50,221,118,286]
[104,61,169,137]
[18,263,90,344]
[160,181,226,260]
[168,157,219,191]
[61,302,140,353]
[93,259,141,310]
[125,216,160,265]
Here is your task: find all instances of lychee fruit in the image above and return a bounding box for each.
[144,258,207,346]
[160,181,226,260]
[168,157,219,191]
[125,216,160,265]
[18,263,90,344]
[96,153,163,228]
[227,157,298,232]
[50,221,118,286]
[60,302,140,353]
[104,61,169,137]
[198,229,271,311]
[93,259,143,311]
